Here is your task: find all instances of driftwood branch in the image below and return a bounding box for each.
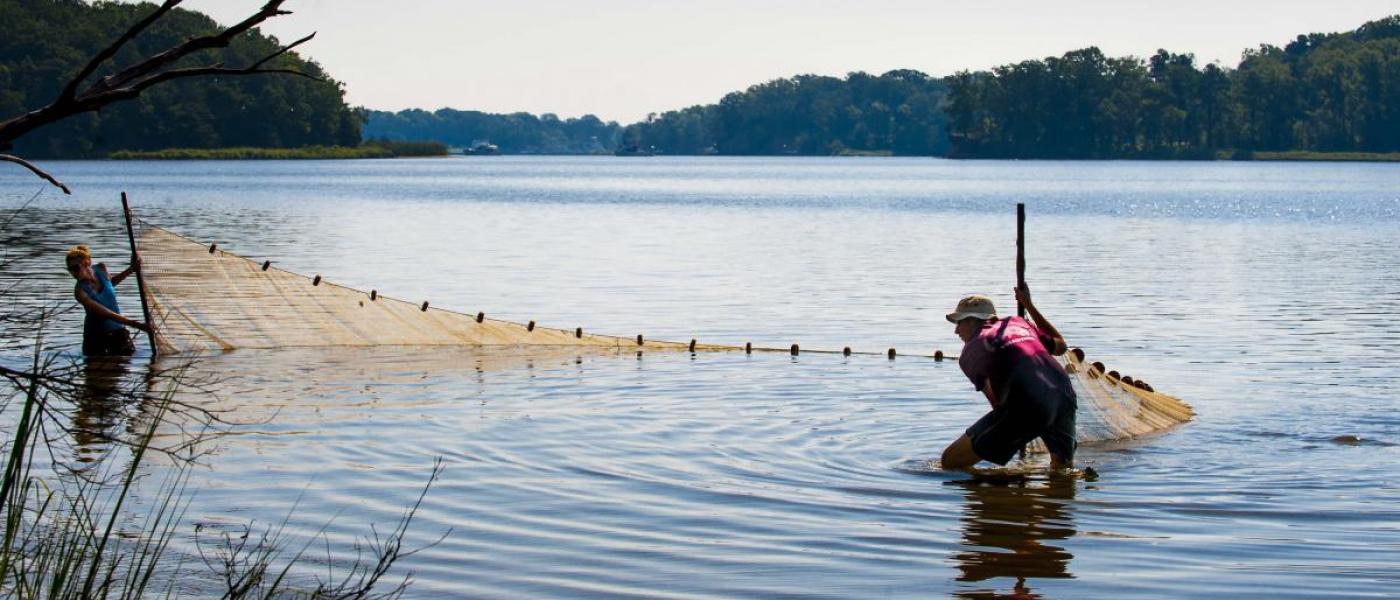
[0,154,71,195]
[0,0,321,193]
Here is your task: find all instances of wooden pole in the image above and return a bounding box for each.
[120,193,158,357]
[1016,202,1026,318]
[1015,202,1027,460]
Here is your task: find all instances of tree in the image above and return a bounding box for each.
[944,14,1400,158]
[638,70,948,156]
[0,0,322,193]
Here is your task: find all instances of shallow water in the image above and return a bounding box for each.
[2,157,1399,598]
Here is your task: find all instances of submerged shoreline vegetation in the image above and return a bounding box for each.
[107,139,448,160]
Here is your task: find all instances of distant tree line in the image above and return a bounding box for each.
[624,70,950,156]
[363,109,620,154]
[946,16,1400,158]
[0,0,361,158]
[363,71,948,157]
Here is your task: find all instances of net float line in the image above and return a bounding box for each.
[133,220,957,360]
[131,215,1190,447]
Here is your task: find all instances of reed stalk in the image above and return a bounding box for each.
[0,254,438,599]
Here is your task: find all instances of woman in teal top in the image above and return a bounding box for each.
[65,245,147,356]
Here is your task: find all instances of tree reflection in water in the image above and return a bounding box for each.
[950,472,1077,599]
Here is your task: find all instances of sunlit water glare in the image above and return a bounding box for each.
[2,157,1398,598]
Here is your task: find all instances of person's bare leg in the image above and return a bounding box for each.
[940,434,981,470]
[1049,453,1072,470]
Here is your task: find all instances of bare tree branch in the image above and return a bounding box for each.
[0,0,318,155]
[85,1,298,99]
[94,63,317,109]
[246,32,317,71]
[0,154,71,195]
[109,33,320,98]
[59,0,182,102]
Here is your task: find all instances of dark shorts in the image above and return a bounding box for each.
[84,328,135,357]
[965,366,1077,465]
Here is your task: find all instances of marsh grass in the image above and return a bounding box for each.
[107,146,395,160]
[0,340,441,599]
[0,330,172,597]
[1,211,440,598]
[1221,150,1400,162]
[107,140,448,160]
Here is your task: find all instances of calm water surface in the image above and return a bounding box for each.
[2,157,1399,598]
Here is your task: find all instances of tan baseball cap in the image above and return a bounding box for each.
[946,295,997,323]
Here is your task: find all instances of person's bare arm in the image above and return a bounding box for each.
[982,379,999,408]
[107,259,138,286]
[1015,283,1067,356]
[74,286,147,331]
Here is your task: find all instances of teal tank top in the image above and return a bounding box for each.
[80,266,125,336]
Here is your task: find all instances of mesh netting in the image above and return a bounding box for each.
[136,223,718,354]
[135,220,1192,445]
[1041,352,1195,448]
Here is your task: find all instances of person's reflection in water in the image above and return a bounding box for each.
[950,472,1076,599]
[73,355,135,465]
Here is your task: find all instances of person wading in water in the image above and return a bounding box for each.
[66,245,148,356]
[940,285,1077,470]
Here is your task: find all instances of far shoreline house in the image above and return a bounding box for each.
[462,140,500,155]
[614,142,655,157]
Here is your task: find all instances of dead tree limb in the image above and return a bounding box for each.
[0,154,71,195]
[0,0,320,192]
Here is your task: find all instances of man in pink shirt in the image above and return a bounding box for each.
[940,285,1077,470]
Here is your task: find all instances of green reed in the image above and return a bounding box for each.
[0,324,438,598]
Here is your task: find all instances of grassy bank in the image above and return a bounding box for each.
[833,149,894,157]
[1221,150,1400,162]
[108,139,448,160]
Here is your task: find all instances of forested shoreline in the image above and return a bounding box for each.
[5,2,1396,160]
[623,70,949,156]
[362,109,620,154]
[370,16,1400,160]
[945,16,1400,158]
[362,69,949,157]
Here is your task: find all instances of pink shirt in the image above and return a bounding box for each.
[958,316,1063,395]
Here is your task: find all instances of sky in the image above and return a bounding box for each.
[194,1,1400,124]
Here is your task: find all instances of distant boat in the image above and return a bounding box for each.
[463,140,500,156]
[614,143,654,157]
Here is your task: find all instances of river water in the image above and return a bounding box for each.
[2,157,1398,598]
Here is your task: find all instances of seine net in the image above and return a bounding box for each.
[135,222,715,355]
[134,221,1192,445]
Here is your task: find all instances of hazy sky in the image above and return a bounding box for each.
[195,1,1398,123]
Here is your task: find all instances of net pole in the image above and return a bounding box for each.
[1015,202,1028,459]
[121,192,158,357]
[1016,202,1026,318]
